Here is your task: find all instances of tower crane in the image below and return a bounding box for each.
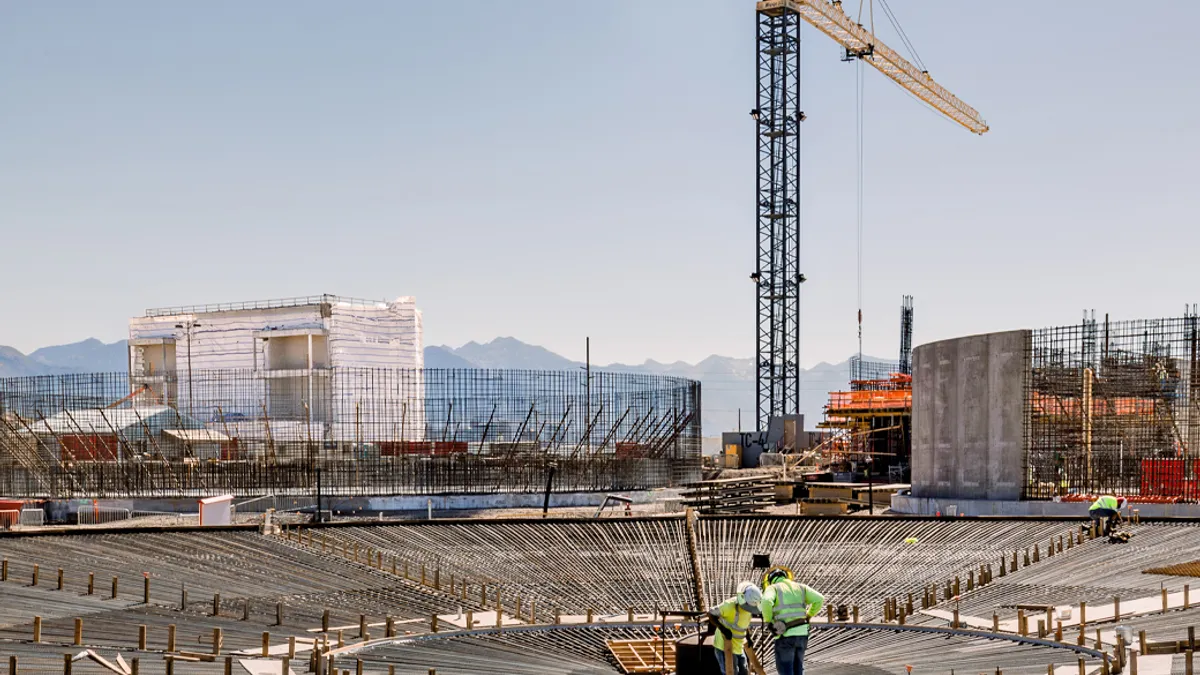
[752,0,987,431]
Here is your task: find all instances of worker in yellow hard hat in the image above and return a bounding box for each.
[760,568,824,675]
[704,581,761,675]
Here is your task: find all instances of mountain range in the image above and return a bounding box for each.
[1,336,867,433]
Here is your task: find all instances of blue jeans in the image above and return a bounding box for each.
[774,634,809,675]
[712,648,749,675]
[1090,508,1118,533]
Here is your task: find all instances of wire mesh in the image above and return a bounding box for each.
[849,356,900,388]
[1024,310,1200,498]
[0,368,702,498]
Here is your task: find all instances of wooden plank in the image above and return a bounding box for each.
[606,638,675,673]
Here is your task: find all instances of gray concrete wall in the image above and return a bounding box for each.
[890,493,1200,518]
[912,330,1030,500]
[40,488,680,521]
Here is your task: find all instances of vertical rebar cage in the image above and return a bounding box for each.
[754,4,803,431]
[1024,310,1200,499]
[0,368,702,498]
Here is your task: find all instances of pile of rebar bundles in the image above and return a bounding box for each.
[680,476,774,514]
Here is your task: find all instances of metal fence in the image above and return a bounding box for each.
[1024,309,1200,498]
[0,368,702,498]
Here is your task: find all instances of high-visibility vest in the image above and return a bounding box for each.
[764,580,824,638]
[1090,495,1119,511]
[712,598,751,655]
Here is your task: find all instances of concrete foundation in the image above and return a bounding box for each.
[34,489,680,522]
[891,493,1200,518]
[912,330,1029,501]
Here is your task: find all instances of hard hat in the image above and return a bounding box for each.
[737,581,762,607]
[762,565,794,590]
[1118,497,1128,508]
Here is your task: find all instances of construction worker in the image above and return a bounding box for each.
[760,568,824,675]
[705,581,761,675]
[1089,495,1128,535]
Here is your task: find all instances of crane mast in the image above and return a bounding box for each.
[752,0,986,430]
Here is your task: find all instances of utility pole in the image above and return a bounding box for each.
[585,338,591,452]
[175,320,200,419]
[315,467,323,523]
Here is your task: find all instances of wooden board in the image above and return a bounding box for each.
[607,638,675,674]
[808,485,855,501]
[1144,560,1200,577]
[801,499,849,516]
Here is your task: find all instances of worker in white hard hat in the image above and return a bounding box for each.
[705,581,761,675]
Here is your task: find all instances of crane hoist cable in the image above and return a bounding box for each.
[856,56,864,370]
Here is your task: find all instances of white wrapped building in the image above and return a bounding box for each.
[127,295,424,451]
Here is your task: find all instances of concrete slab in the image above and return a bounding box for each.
[1133,654,1174,675]
[238,659,297,675]
[232,641,316,657]
[892,494,1200,517]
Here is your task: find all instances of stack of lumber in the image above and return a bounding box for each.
[680,477,774,515]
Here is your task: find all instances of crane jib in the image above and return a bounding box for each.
[755,0,988,135]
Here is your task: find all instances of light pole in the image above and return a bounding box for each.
[580,338,592,452]
[174,320,200,419]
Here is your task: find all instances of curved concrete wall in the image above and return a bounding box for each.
[911,330,1030,500]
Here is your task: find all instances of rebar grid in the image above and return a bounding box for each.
[0,368,701,497]
[0,517,1174,674]
[1025,311,1200,498]
[697,517,1076,615]
[948,522,1200,620]
[300,518,696,618]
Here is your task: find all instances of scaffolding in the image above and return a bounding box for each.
[822,365,912,482]
[1024,308,1200,499]
[0,368,702,498]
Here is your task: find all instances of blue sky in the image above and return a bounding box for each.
[2,1,1198,366]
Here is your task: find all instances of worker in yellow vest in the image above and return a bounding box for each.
[705,581,761,675]
[1089,495,1127,535]
[760,568,824,675]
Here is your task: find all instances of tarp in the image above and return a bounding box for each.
[163,429,231,443]
[35,407,206,439]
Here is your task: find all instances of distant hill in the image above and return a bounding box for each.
[423,345,478,369]
[0,345,51,377]
[1,335,874,434]
[0,339,129,377]
[451,336,581,370]
[430,338,879,433]
[30,338,129,372]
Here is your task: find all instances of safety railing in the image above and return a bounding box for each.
[76,506,131,525]
[19,508,44,527]
[130,510,200,522]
